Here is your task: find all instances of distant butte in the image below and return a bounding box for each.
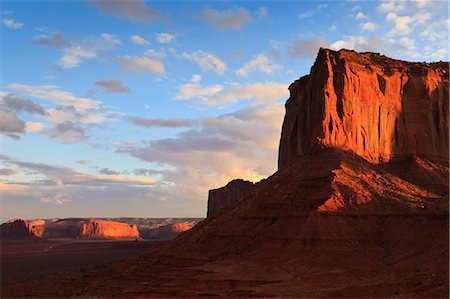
[3,49,449,298]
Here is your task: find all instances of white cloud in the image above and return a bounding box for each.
[378,1,405,12]
[179,51,227,74]
[330,35,384,53]
[0,18,23,29]
[59,33,120,69]
[156,32,176,44]
[176,75,288,106]
[424,46,447,60]
[355,12,367,20]
[236,54,281,77]
[8,84,101,111]
[362,22,377,31]
[415,0,432,8]
[145,48,167,60]
[130,34,150,45]
[386,13,412,36]
[119,56,165,74]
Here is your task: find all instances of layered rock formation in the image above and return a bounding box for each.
[3,49,449,298]
[140,221,195,240]
[43,219,139,240]
[207,179,254,218]
[0,219,45,239]
[279,49,449,169]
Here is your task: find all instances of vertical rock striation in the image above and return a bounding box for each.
[279,48,449,169]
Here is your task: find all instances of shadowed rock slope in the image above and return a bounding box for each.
[3,49,448,298]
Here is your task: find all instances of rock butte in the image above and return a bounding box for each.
[0,219,45,239]
[207,179,254,218]
[279,48,449,168]
[3,49,449,298]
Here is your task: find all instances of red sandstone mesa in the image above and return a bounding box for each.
[279,49,449,168]
[44,219,140,240]
[2,49,448,298]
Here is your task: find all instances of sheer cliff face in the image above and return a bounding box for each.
[279,49,449,169]
[207,179,254,218]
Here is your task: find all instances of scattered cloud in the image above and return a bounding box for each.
[2,156,157,187]
[196,7,251,30]
[362,22,377,31]
[127,116,198,128]
[25,122,45,133]
[236,54,282,77]
[130,34,150,45]
[176,75,288,106]
[0,169,17,176]
[60,33,120,69]
[0,17,23,29]
[8,83,102,111]
[0,110,25,139]
[386,13,412,36]
[119,56,165,74]
[99,168,120,175]
[32,32,121,69]
[179,50,227,74]
[1,93,46,115]
[355,12,367,19]
[116,102,285,199]
[156,32,176,44]
[298,4,327,19]
[378,1,405,13]
[95,79,130,93]
[415,0,432,8]
[145,48,167,60]
[89,0,160,22]
[32,32,68,47]
[330,35,385,53]
[45,121,87,144]
[289,37,328,59]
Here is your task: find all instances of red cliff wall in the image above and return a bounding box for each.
[279,48,449,169]
[207,179,254,218]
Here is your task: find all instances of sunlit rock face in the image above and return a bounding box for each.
[207,179,255,218]
[279,48,449,169]
[0,219,45,239]
[43,219,140,240]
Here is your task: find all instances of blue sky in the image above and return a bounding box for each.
[0,0,448,221]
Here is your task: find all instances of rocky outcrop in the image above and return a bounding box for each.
[0,219,45,239]
[140,221,195,240]
[43,219,140,240]
[279,48,449,169]
[207,179,255,218]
